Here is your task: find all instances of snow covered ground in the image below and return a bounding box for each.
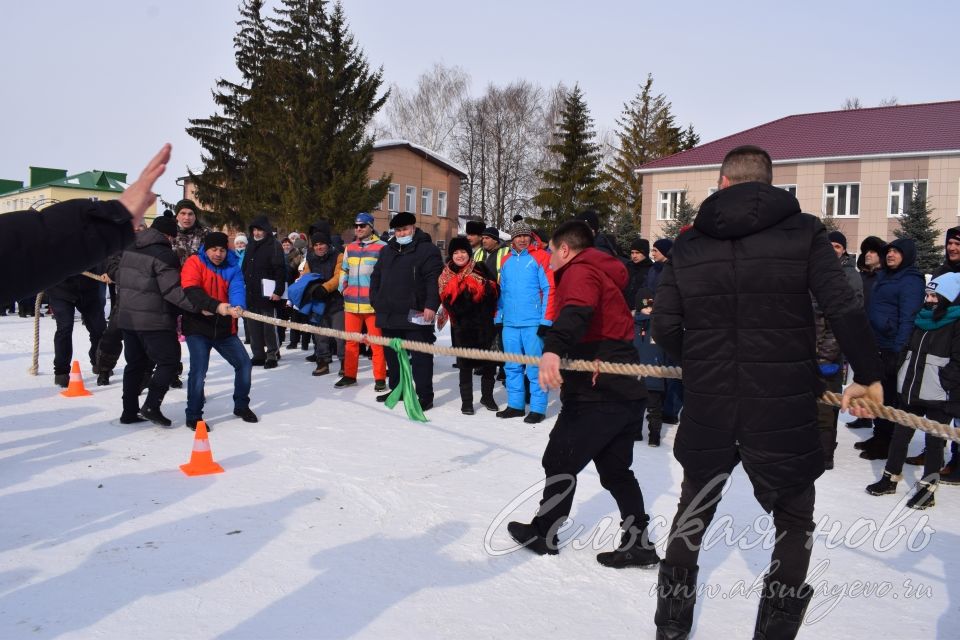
[1,314,958,639]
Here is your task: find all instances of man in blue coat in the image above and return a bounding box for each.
[860,238,926,459]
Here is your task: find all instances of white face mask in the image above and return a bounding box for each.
[396,234,413,246]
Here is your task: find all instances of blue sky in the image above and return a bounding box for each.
[1,0,956,206]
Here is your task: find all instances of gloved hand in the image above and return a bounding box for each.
[537,324,550,338]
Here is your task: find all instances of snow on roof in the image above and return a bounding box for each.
[373,139,468,178]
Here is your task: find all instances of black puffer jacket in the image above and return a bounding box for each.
[242,216,286,309]
[651,182,882,509]
[115,227,196,331]
[370,229,443,330]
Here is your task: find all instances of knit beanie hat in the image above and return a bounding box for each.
[151,216,177,237]
[927,273,960,303]
[204,232,229,251]
[481,226,500,240]
[233,233,248,247]
[311,231,330,246]
[946,227,960,244]
[630,238,650,255]
[828,230,847,250]
[174,199,199,216]
[575,210,600,234]
[510,221,533,239]
[653,238,673,256]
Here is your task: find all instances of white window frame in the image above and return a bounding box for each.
[437,191,448,217]
[888,179,927,217]
[387,183,399,211]
[421,188,433,215]
[404,186,417,213]
[823,183,860,217]
[657,190,686,221]
[776,184,797,197]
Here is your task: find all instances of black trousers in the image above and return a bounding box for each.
[95,303,124,374]
[248,304,280,361]
[458,358,495,401]
[121,330,180,417]
[48,293,106,375]
[532,399,649,539]
[873,349,901,440]
[665,472,815,588]
[381,327,435,405]
[886,405,948,481]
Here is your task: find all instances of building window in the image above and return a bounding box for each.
[436,240,446,251]
[823,183,860,217]
[371,181,381,210]
[657,190,686,220]
[888,180,927,216]
[405,186,416,213]
[421,188,433,215]
[776,184,797,197]
[387,184,399,211]
[438,191,448,217]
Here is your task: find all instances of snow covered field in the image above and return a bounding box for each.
[1,314,958,639]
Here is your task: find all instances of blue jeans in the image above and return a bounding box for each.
[185,334,253,421]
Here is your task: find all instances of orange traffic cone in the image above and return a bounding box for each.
[60,360,93,397]
[179,420,224,476]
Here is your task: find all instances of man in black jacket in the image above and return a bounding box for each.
[650,145,884,639]
[369,211,443,410]
[242,215,287,368]
[115,216,198,427]
[0,144,170,307]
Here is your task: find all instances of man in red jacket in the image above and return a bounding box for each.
[507,220,658,569]
[181,232,258,430]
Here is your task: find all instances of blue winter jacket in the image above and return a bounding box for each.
[867,237,925,352]
[495,247,552,328]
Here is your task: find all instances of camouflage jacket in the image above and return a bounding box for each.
[173,225,208,266]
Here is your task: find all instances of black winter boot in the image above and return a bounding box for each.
[654,562,699,640]
[596,522,660,568]
[753,579,813,640]
[865,470,900,496]
[507,521,559,556]
[479,376,498,411]
[460,384,474,415]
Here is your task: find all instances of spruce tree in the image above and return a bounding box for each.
[187,0,389,231]
[533,85,609,232]
[604,74,697,233]
[895,184,941,273]
[661,198,697,239]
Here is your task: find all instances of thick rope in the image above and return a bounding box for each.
[238,308,960,444]
[62,270,960,444]
[28,292,44,375]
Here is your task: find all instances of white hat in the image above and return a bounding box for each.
[233,233,248,247]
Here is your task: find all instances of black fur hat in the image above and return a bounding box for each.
[447,236,473,260]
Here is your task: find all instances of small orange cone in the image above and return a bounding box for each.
[179,420,224,476]
[60,360,93,397]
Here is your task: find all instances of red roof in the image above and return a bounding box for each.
[639,100,960,172]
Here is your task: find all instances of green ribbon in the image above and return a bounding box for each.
[384,338,428,423]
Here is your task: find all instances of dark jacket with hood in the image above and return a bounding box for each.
[897,300,960,415]
[115,227,197,332]
[369,228,443,331]
[651,182,882,509]
[543,247,646,403]
[242,216,287,309]
[626,258,653,312]
[867,238,925,352]
[0,199,135,307]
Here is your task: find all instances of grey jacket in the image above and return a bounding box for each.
[116,228,197,331]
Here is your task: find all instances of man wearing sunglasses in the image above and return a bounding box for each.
[336,213,388,389]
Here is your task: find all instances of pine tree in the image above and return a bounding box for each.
[186,0,271,226]
[661,198,697,239]
[895,184,942,273]
[187,0,389,231]
[603,75,697,233]
[533,85,609,232]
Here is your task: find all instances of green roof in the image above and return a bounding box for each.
[0,168,129,197]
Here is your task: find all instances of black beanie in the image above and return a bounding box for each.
[447,236,473,260]
[630,238,650,255]
[828,230,847,250]
[311,231,330,245]
[151,216,177,237]
[946,227,960,244]
[575,210,600,234]
[653,238,673,256]
[204,232,228,251]
[465,220,485,235]
[174,199,199,216]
